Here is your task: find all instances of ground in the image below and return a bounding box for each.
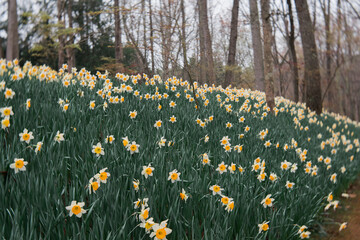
[317,175,360,239]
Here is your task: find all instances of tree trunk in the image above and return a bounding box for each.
[286,0,300,102]
[336,0,341,66]
[66,0,75,71]
[295,0,322,114]
[0,38,3,59]
[198,0,206,84]
[321,0,333,109]
[198,0,216,84]
[249,0,265,91]
[159,1,169,79]
[149,0,155,74]
[224,0,239,88]
[180,0,188,80]
[114,0,123,72]
[6,0,19,61]
[142,0,147,64]
[261,0,275,111]
[57,0,65,69]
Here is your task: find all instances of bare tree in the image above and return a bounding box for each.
[180,0,188,80]
[6,0,19,61]
[249,0,265,91]
[286,0,300,102]
[66,0,75,71]
[224,0,239,87]
[198,0,216,84]
[57,0,65,69]
[320,0,334,108]
[149,0,155,74]
[295,0,322,114]
[0,38,3,58]
[261,0,275,111]
[114,0,124,72]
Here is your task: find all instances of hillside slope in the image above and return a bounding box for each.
[1,59,359,239]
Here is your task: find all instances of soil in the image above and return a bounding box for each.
[316,176,360,239]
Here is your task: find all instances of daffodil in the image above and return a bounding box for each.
[216,161,228,174]
[25,98,31,110]
[258,221,269,233]
[4,88,15,99]
[140,217,155,233]
[139,206,150,222]
[330,173,337,183]
[65,201,86,218]
[220,136,230,146]
[127,141,140,154]
[142,164,154,179]
[133,179,140,192]
[169,115,176,123]
[54,131,64,143]
[257,171,267,182]
[95,168,110,183]
[92,142,104,157]
[261,194,274,208]
[10,158,28,173]
[158,137,166,148]
[105,135,115,144]
[150,220,172,240]
[1,117,10,129]
[35,141,43,154]
[228,163,236,173]
[220,195,233,207]
[209,185,223,195]
[298,225,307,234]
[290,163,298,173]
[169,101,176,108]
[339,222,347,232]
[299,231,311,239]
[129,110,137,119]
[19,128,34,144]
[180,188,189,202]
[223,144,232,152]
[168,169,181,183]
[122,136,129,147]
[285,181,295,189]
[154,120,162,129]
[62,104,69,112]
[225,201,235,212]
[281,160,291,170]
[0,106,14,118]
[88,177,100,194]
[89,100,95,109]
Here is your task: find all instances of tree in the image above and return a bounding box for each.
[249,0,265,91]
[198,0,215,84]
[114,0,123,72]
[57,0,65,69]
[286,0,300,102]
[295,0,322,114]
[6,0,19,61]
[180,0,188,80]
[320,0,334,108]
[224,0,239,87]
[66,0,75,71]
[149,0,155,74]
[261,0,275,111]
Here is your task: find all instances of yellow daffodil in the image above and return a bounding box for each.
[65,201,86,218]
[10,158,28,173]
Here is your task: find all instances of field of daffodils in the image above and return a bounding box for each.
[0,59,358,239]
